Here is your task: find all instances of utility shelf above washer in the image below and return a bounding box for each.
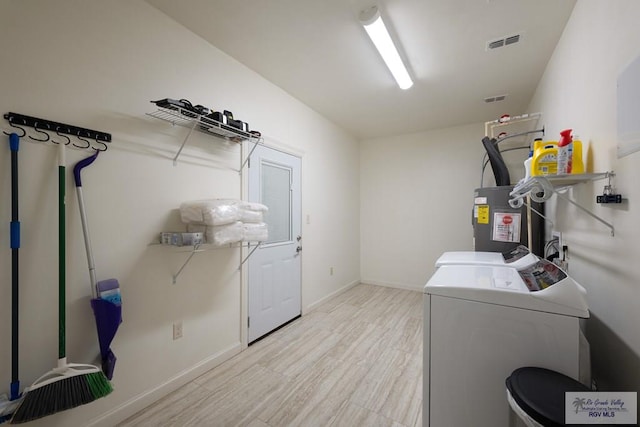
[511,172,612,199]
[146,106,261,167]
[534,172,609,189]
[509,172,615,236]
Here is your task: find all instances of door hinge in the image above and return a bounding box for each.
[248,317,250,328]
[247,157,251,168]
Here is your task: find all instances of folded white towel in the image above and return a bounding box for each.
[180,200,270,226]
[238,201,268,223]
[209,222,244,246]
[180,199,241,226]
[239,209,264,223]
[187,222,243,246]
[239,202,269,212]
[180,201,207,224]
[243,222,269,242]
[203,203,239,226]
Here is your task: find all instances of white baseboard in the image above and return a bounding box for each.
[304,279,360,313]
[87,342,242,427]
[360,278,423,292]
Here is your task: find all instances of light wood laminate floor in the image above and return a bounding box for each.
[119,283,423,427]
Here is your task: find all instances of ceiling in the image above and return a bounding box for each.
[146,0,576,140]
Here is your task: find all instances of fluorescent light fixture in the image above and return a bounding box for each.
[360,6,413,90]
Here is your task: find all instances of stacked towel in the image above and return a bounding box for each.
[187,222,244,246]
[239,202,269,224]
[180,199,268,225]
[242,222,269,242]
[181,199,269,245]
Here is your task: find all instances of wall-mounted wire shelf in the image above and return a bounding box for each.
[146,106,261,168]
[509,172,615,235]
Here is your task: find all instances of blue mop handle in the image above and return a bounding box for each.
[9,133,21,400]
[73,150,99,188]
[73,151,100,297]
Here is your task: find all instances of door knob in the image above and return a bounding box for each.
[296,246,302,253]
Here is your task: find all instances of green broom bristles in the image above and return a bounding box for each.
[9,370,112,424]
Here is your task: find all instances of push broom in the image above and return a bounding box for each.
[10,142,112,424]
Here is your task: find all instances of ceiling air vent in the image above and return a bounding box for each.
[486,33,522,51]
[505,34,520,46]
[487,39,505,50]
[484,94,508,103]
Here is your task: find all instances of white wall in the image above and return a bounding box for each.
[526,0,640,391]
[360,122,486,290]
[0,1,360,426]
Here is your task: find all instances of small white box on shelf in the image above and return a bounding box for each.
[160,232,204,246]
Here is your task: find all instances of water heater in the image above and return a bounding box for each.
[472,186,544,256]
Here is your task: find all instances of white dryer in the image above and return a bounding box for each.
[435,245,539,270]
[423,259,590,427]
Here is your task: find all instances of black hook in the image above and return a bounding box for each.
[3,117,27,137]
[93,135,108,152]
[29,122,50,142]
[51,126,71,145]
[74,131,91,149]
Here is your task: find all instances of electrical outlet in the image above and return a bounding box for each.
[552,231,569,270]
[552,231,563,263]
[173,321,183,340]
[552,230,563,249]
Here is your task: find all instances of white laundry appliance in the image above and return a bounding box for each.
[423,260,590,427]
[435,245,539,270]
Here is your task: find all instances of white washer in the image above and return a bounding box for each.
[423,261,590,427]
[435,245,539,270]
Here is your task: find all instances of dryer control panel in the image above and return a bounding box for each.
[519,258,567,291]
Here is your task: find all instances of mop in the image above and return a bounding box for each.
[74,151,122,380]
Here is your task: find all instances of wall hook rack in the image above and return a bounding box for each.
[3,112,112,150]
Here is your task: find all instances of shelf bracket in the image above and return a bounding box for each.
[170,242,262,283]
[239,244,260,270]
[523,199,554,228]
[555,191,615,236]
[173,120,199,166]
[172,244,203,284]
[241,137,262,172]
[509,172,615,236]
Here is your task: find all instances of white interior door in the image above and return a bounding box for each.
[248,145,301,343]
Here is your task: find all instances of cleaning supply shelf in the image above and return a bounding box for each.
[509,172,615,235]
[146,106,261,168]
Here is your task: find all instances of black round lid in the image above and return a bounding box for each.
[506,367,590,427]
